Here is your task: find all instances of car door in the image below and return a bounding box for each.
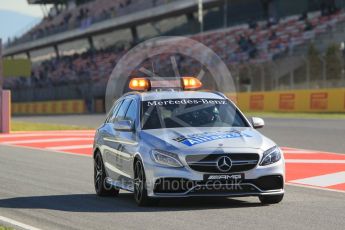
[103,98,132,181]
[100,99,122,178]
[116,99,140,186]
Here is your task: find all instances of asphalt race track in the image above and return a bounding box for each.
[13,115,345,153]
[0,115,344,230]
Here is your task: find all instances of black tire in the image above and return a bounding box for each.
[94,152,119,196]
[133,159,158,206]
[259,194,284,204]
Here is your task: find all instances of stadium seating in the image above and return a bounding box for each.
[4,9,345,90]
[8,0,165,46]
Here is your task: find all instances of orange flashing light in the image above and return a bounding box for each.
[182,77,203,90]
[129,78,150,91]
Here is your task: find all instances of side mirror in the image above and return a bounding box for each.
[113,120,134,132]
[251,117,265,129]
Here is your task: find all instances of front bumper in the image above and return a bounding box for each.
[152,176,284,197]
[144,158,285,197]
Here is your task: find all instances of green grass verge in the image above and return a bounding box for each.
[0,225,14,230]
[244,112,345,119]
[11,121,91,131]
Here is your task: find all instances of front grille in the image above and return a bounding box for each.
[189,184,259,195]
[185,153,259,173]
[153,177,261,195]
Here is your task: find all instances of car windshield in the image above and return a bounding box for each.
[141,98,249,129]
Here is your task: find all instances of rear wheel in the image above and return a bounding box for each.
[134,159,158,206]
[259,194,284,204]
[94,152,119,196]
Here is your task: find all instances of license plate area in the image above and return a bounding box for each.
[203,173,244,183]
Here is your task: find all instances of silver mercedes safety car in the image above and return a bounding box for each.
[93,77,285,206]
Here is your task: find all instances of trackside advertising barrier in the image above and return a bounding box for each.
[12,100,85,115]
[11,88,345,115]
[228,88,345,113]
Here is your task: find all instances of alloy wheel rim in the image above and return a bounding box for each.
[134,161,144,202]
[94,155,103,192]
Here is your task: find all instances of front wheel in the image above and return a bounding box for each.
[259,194,284,204]
[94,152,119,196]
[134,159,158,206]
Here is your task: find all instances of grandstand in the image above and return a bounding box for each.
[3,0,345,113]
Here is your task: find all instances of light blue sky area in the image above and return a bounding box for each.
[0,0,50,17]
[0,0,52,42]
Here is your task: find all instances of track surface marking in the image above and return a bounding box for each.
[1,130,345,192]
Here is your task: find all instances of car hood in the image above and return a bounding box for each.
[140,127,275,150]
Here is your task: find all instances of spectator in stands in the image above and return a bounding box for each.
[64,13,72,24]
[236,34,258,59]
[248,19,258,29]
[237,35,249,52]
[247,38,258,58]
[269,30,277,40]
[100,9,108,20]
[109,7,117,18]
[321,0,338,16]
[266,16,279,28]
[261,0,279,28]
[299,11,308,21]
[328,0,338,15]
[304,19,314,31]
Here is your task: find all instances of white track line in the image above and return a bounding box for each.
[286,182,345,194]
[0,143,92,158]
[282,147,345,156]
[47,144,93,150]
[290,171,345,187]
[11,130,94,133]
[285,159,345,164]
[283,149,326,154]
[3,138,94,144]
[0,133,94,138]
[0,215,42,230]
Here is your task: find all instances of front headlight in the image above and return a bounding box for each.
[151,150,183,168]
[260,146,282,166]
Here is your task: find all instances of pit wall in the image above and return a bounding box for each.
[11,88,345,115]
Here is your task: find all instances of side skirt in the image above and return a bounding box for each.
[106,177,134,192]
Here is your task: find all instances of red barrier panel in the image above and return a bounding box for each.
[1,90,11,133]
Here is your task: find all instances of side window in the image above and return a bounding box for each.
[115,99,131,121]
[125,100,138,124]
[106,100,122,123]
